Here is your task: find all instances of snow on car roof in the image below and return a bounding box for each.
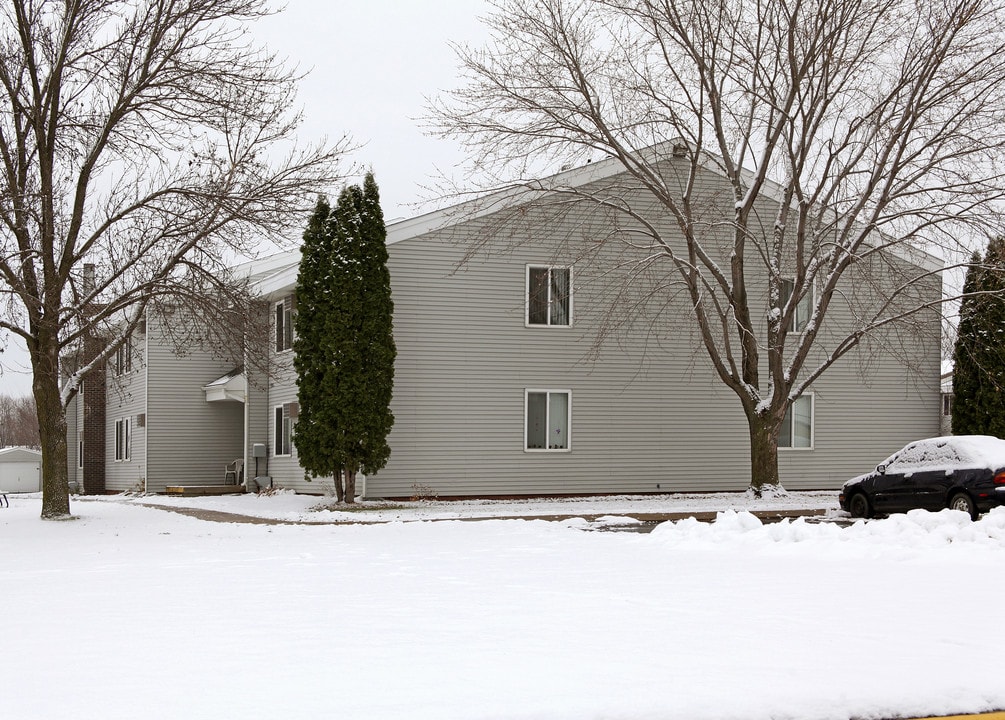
[907,435,1005,467]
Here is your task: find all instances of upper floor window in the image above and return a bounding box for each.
[780,279,813,333]
[275,296,294,352]
[779,395,813,449]
[114,336,132,375]
[527,266,572,327]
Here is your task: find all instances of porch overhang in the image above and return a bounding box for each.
[203,367,246,403]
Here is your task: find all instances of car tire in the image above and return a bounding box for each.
[849,492,872,519]
[949,492,979,520]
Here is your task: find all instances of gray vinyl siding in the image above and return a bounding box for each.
[66,394,80,488]
[142,313,244,492]
[265,351,308,490]
[366,175,940,497]
[245,370,269,485]
[259,291,318,492]
[105,334,147,492]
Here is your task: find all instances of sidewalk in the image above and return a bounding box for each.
[114,488,842,525]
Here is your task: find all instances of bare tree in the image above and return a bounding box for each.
[0,0,348,518]
[0,393,39,447]
[432,0,1005,491]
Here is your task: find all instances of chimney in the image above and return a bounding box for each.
[83,263,95,295]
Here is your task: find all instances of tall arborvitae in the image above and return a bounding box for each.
[356,172,396,477]
[293,196,344,497]
[952,238,1005,436]
[293,175,395,503]
[329,183,367,501]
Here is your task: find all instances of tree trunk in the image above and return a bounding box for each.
[748,411,782,494]
[33,343,70,519]
[344,469,356,504]
[333,468,345,503]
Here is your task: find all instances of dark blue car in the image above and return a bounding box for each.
[839,435,1005,520]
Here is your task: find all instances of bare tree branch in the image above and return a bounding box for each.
[0,0,349,517]
[431,0,1005,489]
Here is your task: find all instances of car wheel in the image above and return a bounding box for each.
[949,492,979,520]
[849,492,872,519]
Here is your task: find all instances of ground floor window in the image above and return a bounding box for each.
[115,417,131,461]
[274,402,298,456]
[525,389,570,451]
[779,395,813,449]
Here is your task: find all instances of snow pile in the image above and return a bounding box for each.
[653,506,1005,549]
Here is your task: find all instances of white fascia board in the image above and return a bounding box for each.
[253,264,298,300]
[231,249,301,283]
[386,151,635,247]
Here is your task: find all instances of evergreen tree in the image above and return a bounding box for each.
[952,238,1005,436]
[293,175,395,502]
[356,173,396,476]
[293,196,343,496]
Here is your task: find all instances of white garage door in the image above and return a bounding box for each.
[0,462,41,492]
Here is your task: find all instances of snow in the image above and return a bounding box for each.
[853,435,1005,480]
[4,492,1005,720]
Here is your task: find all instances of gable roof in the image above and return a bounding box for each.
[0,447,42,463]
[250,143,943,295]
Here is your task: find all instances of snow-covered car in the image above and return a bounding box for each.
[839,435,1005,520]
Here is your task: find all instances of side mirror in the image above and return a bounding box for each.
[877,464,886,474]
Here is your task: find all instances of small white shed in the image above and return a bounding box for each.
[0,447,42,493]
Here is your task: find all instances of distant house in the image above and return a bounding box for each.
[0,447,42,493]
[251,152,942,498]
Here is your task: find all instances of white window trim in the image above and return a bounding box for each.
[274,403,294,457]
[114,336,132,376]
[275,297,294,354]
[524,388,572,453]
[525,265,574,328]
[779,393,814,451]
[114,417,131,462]
[780,278,814,334]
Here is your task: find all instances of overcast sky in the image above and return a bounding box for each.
[0,1,492,397]
[258,0,492,219]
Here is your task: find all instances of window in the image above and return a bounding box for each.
[525,390,570,451]
[274,402,298,456]
[114,336,132,375]
[275,296,294,352]
[77,435,83,469]
[780,279,813,333]
[943,394,953,416]
[779,395,813,449]
[114,417,131,461]
[527,266,572,326]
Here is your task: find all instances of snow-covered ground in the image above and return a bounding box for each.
[3,491,1004,720]
[122,487,842,523]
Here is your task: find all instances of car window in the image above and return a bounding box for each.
[885,445,924,470]
[885,441,964,471]
[920,442,964,466]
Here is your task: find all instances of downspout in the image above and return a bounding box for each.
[242,370,249,490]
[143,313,149,495]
